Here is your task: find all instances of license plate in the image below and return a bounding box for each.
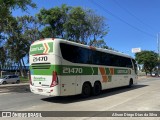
[38,89,43,92]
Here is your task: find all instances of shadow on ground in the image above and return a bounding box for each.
[42,84,148,104]
[0,85,30,93]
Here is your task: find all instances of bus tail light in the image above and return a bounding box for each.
[50,71,58,87]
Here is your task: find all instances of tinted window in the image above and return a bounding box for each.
[110,54,119,66]
[60,43,133,68]
[8,76,12,78]
[118,57,132,68]
[60,43,78,63]
[92,51,102,65]
[125,58,133,68]
[12,75,18,78]
[78,47,90,64]
[101,52,111,66]
[60,43,90,64]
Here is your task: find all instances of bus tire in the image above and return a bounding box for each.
[128,79,133,87]
[92,81,102,96]
[81,82,91,98]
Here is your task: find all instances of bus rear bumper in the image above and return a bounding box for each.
[30,85,60,96]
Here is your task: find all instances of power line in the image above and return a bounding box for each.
[90,0,156,38]
[113,0,156,32]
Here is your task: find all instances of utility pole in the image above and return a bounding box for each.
[158,33,160,57]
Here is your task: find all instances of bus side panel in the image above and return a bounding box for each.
[75,76,81,95]
[60,76,76,96]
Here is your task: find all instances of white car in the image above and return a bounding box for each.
[0,75,20,85]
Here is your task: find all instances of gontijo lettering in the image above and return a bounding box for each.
[30,46,44,52]
[30,42,53,55]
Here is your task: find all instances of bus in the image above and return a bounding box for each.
[29,38,137,97]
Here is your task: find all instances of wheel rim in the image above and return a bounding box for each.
[95,84,100,92]
[129,80,133,86]
[3,81,6,84]
[83,84,91,96]
[94,82,101,95]
[84,86,90,95]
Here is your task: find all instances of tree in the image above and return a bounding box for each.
[37,4,71,38]
[135,51,158,75]
[17,15,42,62]
[37,4,109,46]
[64,7,90,43]
[4,16,41,76]
[88,39,109,49]
[0,0,36,42]
[0,0,36,76]
[4,17,27,76]
[86,10,108,45]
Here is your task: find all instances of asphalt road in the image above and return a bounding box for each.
[0,77,160,120]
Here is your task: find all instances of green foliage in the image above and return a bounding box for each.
[37,4,109,45]
[0,0,36,76]
[135,51,158,74]
[0,0,36,13]
[0,0,36,41]
[20,76,29,83]
[86,10,108,41]
[37,4,70,38]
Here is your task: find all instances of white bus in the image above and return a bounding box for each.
[29,38,137,97]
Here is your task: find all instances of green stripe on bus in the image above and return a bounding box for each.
[105,68,111,75]
[48,42,53,53]
[30,65,131,76]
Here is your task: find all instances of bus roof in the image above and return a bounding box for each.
[32,38,133,59]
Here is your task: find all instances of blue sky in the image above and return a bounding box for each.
[13,0,160,58]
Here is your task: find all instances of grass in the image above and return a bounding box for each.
[19,76,29,83]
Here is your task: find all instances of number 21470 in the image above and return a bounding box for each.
[63,67,83,74]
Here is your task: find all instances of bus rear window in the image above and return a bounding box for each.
[60,43,90,64]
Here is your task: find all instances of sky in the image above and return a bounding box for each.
[12,0,160,58]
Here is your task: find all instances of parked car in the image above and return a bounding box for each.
[151,72,159,77]
[0,75,20,85]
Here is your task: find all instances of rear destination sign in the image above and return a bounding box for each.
[30,42,53,55]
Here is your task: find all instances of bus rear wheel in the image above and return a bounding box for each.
[81,82,91,98]
[92,81,102,96]
[128,79,133,87]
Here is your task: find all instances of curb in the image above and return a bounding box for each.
[0,83,29,88]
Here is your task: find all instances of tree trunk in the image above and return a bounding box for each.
[150,71,152,76]
[22,58,27,76]
[145,72,147,76]
[19,60,24,77]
